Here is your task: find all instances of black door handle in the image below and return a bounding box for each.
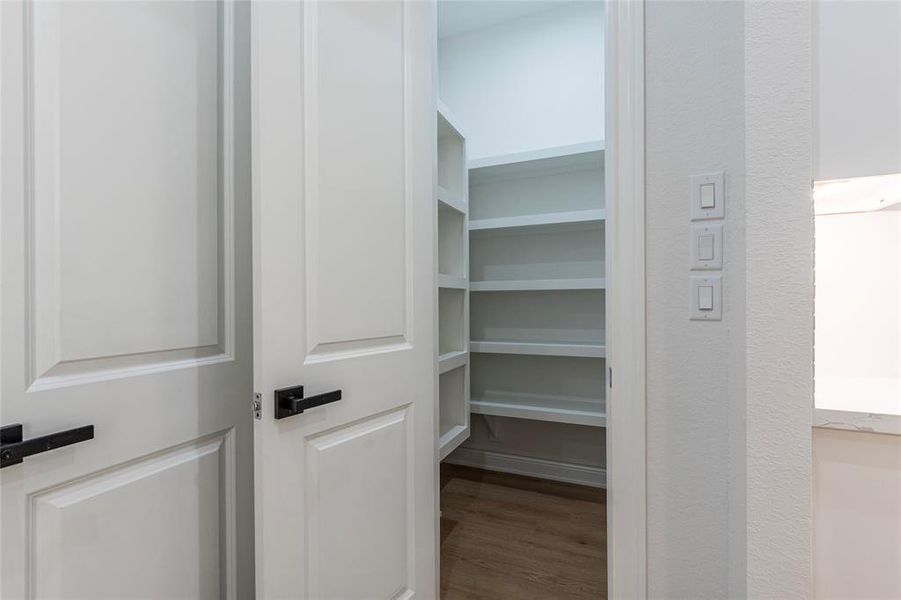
[274,385,342,420]
[1,423,94,469]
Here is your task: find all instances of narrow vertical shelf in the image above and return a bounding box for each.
[436,101,470,460]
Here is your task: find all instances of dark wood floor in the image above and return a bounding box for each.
[440,464,607,600]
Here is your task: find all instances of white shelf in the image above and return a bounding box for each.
[437,108,466,197]
[439,364,468,461]
[438,274,468,289]
[470,341,606,358]
[439,424,469,461]
[469,141,605,183]
[469,209,605,234]
[470,278,605,292]
[437,186,467,215]
[438,288,465,355]
[471,392,606,427]
[436,102,470,463]
[438,350,468,374]
[438,99,465,138]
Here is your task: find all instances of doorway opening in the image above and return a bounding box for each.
[434,2,608,597]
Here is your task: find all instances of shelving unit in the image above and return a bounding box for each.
[438,274,468,289]
[437,186,467,215]
[471,392,606,427]
[438,349,468,374]
[470,278,605,292]
[471,353,606,426]
[470,341,606,358]
[469,209,606,234]
[437,101,470,461]
[468,141,605,182]
[468,142,607,429]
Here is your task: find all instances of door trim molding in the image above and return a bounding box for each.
[606,2,647,598]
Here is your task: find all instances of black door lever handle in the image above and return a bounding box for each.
[0,423,94,469]
[274,385,342,420]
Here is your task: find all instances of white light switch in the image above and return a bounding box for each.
[689,222,723,270]
[698,285,714,310]
[698,234,714,260]
[690,275,722,321]
[700,184,716,209]
[690,172,725,220]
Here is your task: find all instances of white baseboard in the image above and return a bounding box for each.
[445,447,606,489]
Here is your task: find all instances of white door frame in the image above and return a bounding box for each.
[606,1,647,598]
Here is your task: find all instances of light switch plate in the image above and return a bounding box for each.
[690,274,722,321]
[690,171,725,220]
[690,222,723,270]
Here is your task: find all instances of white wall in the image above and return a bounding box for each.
[814,428,901,599]
[646,1,813,597]
[438,1,604,160]
[815,206,901,415]
[744,4,814,595]
[645,2,745,595]
[815,1,901,181]
[813,4,901,598]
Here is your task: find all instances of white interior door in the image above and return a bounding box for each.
[252,1,437,598]
[0,1,253,598]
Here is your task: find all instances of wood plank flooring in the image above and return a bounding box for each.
[440,464,607,600]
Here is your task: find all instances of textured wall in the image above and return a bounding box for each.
[744,2,813,596]
[645,2,746,597]
[646,1,813,597]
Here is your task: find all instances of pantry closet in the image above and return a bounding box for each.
[436,1,608,494]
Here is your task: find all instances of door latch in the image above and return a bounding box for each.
[253,393,262,420]
[274,385,342,420]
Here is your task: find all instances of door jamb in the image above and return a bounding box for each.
[606,2,648,598]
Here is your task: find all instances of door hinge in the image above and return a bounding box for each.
[608,367,613,388]
[252,393,262,420]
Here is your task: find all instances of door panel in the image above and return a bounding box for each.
[32,433,232,600]
[307,407,412,599]
[27,0,231,387]
[308,1,409,352]
[253,1,437,598]
[1,2,253,598]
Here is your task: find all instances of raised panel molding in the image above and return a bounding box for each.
[302,1,414,362]
[28,429,237,600]
[305,406,414,599]
[24,0,236,391]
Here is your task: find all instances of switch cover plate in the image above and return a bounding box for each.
[690,274,722,321]
[690,171,725,220]
[690,222,723,270]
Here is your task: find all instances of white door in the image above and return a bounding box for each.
[0,1,254,598]
[252,1,437,598]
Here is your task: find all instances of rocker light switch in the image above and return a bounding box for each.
[698,285,714,310]
[700,184,716,209]
[689,222,723,270]
[690,275,722,321]
[698,234,714,260]
[690,172,725,220]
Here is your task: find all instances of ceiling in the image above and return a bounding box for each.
[438,0,577,39]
